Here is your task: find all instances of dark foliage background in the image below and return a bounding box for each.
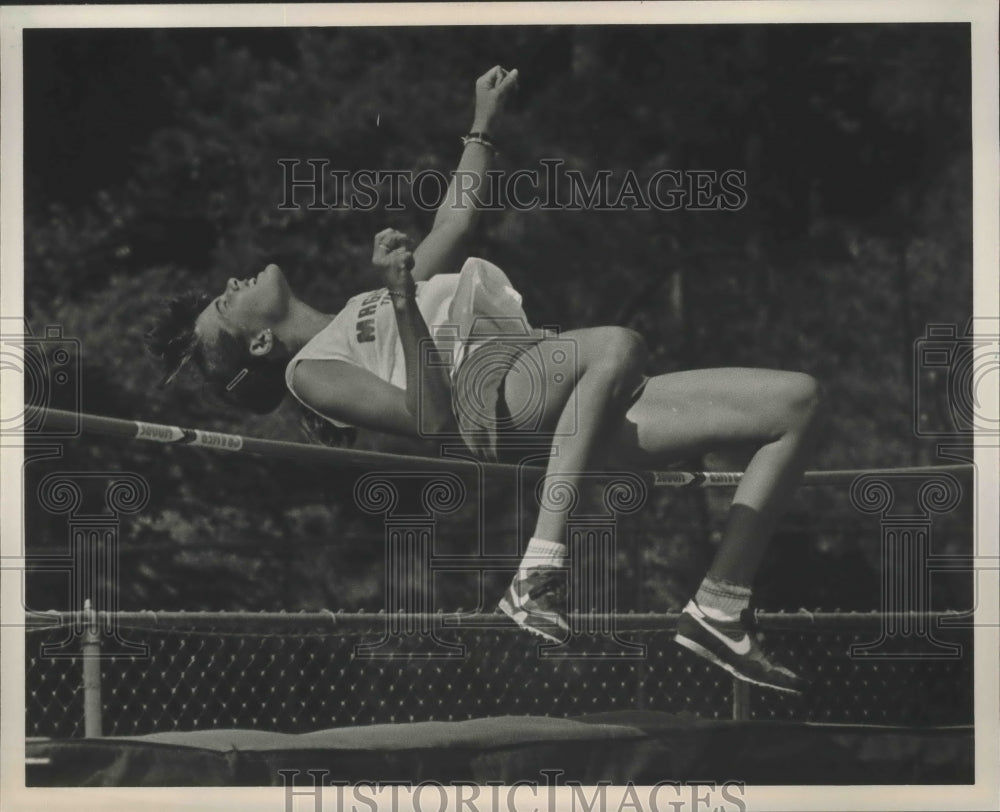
[22,24,972,614]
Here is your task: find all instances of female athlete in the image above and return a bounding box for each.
[147,66,823,693]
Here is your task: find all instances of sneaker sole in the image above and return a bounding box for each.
[497,597,564,644]
[675,633,803,695]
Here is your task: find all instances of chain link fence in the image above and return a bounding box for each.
[25,611,973,739]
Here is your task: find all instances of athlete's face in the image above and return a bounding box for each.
[195,263,291,350]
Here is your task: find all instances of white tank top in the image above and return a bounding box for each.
[285,257,532,428]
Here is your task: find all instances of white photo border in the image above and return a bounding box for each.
[2,2,997,811]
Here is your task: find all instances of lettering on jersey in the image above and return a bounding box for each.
[355,290,390,343]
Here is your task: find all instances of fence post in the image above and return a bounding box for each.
[81,599,103,737]
[731,678,750,721]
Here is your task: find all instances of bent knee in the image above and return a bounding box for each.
[595,327,648,370]
[780,372,824,430]
[587,328,648,399]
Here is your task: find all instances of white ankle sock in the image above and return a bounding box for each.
[519,537,566,574]
[693,576,751,621]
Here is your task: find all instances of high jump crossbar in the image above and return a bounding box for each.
[23,608,973,633]
[35,408,973,488]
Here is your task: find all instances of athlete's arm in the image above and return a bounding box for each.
[392,290,455,434]
[290,359,428,437]
[411,66,518,283]
[378,228,455,434]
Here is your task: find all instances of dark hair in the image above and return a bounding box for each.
[145,290,357,446]
[144,289,356,447]
[143,289,210,386]
[144,289,286,414]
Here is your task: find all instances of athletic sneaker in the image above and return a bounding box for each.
[675,600,807,694]
[498,567,570,643]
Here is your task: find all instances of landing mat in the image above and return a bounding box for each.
[26,711,973,786]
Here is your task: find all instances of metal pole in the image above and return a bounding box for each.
[38,408,973,487]
[81,599,103,737]
[731,678,750,721]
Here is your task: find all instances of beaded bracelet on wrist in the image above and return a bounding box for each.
[461,131,498,154]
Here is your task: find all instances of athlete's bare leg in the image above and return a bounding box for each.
[609,368,824,584]
[605,367,823,692]
[495,327,647,639]
[498,344,822,665]
[500,327,648,543]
